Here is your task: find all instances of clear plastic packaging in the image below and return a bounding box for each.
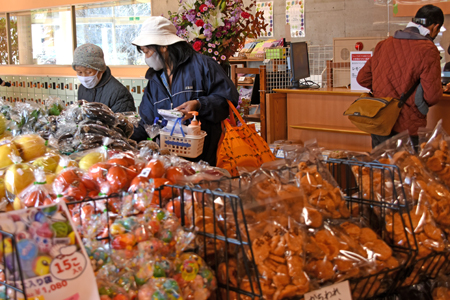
[45,96,65,116]
[369,132,450,232]
[115,112,139,139]
[16,168,54,209]
[432,274,450,300]
[138,278,183,300]
[53,165,89,201]
[304,223,371,285]
[295,159,350,221]
[12,133,47,162]
[173,253,217,300]
[9,102,43,135]
[419,120,450,187]
[4,154,35,201]
[78,100,117,127]
[243,218,310,299]
[0,138,20,169]
[137,123,161,151]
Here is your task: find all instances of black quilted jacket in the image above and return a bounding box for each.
[77,67,136,113]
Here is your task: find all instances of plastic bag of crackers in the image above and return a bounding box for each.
[419,120,450,187]
[303,219,397,299]
[369,132,450,234]
[387,198,448,286]
[294,147,352,223]
[247,168,304,225]
[240,217,310,300]
[432,274,450,300]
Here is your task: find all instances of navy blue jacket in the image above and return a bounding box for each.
[131,52,239,166]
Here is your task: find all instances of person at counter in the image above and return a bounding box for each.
[357,4,444,150]
[72,43,136,113]
[130,16,239,166]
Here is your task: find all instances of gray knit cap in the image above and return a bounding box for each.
[72,43,107,72]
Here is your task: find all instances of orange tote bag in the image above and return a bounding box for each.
[216,100,275,176]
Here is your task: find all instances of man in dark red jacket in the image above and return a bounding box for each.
[357,4,444,149]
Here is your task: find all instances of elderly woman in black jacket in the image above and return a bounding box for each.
[72,43,136,113]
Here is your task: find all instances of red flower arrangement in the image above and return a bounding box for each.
[192,41,203,51]
[169,0,266,64]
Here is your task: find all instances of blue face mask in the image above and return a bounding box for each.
[77,71,100,89]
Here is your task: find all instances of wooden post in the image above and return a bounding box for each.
[326,60,333,88]
[259,64,267,141]
[230,64,237,86]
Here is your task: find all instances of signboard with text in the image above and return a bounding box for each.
[0,202,99,300]
[350,51,372,91]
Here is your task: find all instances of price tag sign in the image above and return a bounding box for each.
[50,247,87,280]
[263,59,271,64]
[304,281,352,300]
[276,149,285,158]
[139,167,151,178]
[3,202,100,300]
[350,51,372,91]
[238,77,246,82]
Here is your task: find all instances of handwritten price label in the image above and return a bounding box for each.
[304,281,352,300]
[276,149,284,158]
[140,167,151,178]
[50,252,87,281]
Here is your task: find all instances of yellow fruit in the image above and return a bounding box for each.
[0,114,6,135]
[5,163,35,196]
[55,160,78,174]
[0,177,5,200]
[13,196,23,210]
[44,173,56,191]
[14,134,47,162]
[0,130,12,140]
[0,142,20,169]
[79,152,105,171]
[33,155,60,173]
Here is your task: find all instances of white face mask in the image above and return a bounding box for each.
[78,71,100,89]
[145,52,165,71]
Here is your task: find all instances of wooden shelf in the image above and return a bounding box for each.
[290,123,370,135]
[244,114,261,122]
[274,88,366,96]
[237,83,254,86]
[229,58,265,62]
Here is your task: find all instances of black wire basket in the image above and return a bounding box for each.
[1,157,447,300]
[0,229,28,300]
[326,158,450,296]
[175,159,417,300]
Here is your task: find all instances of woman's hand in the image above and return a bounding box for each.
[175,100,200,121]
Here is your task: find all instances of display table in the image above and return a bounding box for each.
[268,88,450,152]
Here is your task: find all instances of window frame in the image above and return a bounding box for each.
[2,0,151,66]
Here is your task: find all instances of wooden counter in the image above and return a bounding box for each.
[267,88,450,152]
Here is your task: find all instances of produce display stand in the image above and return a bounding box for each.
[1,158,450,300]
